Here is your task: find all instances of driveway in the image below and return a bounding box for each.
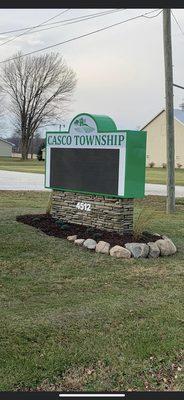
[0,170,184,197]
[145,183,184,197]
[0,170,47,191]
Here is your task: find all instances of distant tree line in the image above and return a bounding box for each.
[8,132,45,157]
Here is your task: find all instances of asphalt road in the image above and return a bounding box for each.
[0,170,184,197]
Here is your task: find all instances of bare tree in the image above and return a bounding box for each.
[0,52,77,159]
[0,90,5,132]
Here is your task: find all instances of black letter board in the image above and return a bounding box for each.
[50,148,119,196]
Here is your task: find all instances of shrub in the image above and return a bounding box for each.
[37,140,45,161]
[92,232,103,241]
[162,163,167,168]
[60,224,70,230]
[37,153,42,161]
[85,227,94,236]
[177,163,182,169]
[55,220,70,230]
[149,161,155,168]
[55,220,64,226]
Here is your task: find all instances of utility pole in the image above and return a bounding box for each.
[163,9,175,213]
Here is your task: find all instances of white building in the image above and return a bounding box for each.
[0,138,14,157]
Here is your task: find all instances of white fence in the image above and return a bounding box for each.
[12,152,37,159]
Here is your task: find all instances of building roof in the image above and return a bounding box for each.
[140,109,165,130]
[174,109,184,125]
[140,108,184,130]
[0,137,15,146]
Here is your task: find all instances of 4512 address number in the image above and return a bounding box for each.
[76,202,91,212]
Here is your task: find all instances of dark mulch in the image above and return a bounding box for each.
[16,214,161,247]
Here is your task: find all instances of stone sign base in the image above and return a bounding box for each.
[51,191,134,234]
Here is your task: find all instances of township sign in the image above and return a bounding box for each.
[45,113,147,198]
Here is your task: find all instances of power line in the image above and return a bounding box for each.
[0,9,119,36]
[0,8,161,44]
[142,9,163,18]
[173,83,184,89]
[0,9,161,64]
[170,11,184,96]
[171,10,184,36]
[0,9,126,41]
[0,9,70,48]
[19,9,126,36]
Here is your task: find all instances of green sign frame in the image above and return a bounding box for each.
[45,113,147,199]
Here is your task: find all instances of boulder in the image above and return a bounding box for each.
[83,238,97,250]
[155,238,177,256]
[125,243,149,258]
[74,238,85,246]
[148,242,160,258]
[95,241,110,254]
[67,235,77,242]
[110,245,131,258]
[162,235,173,241]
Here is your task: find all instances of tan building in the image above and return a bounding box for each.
[0,138,14,157]
[141,108,184,168]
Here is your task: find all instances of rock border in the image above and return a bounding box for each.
[67,235,177,258]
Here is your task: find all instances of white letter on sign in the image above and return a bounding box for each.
[76,202,91,212]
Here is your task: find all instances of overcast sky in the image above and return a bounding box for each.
[0,8,184,137]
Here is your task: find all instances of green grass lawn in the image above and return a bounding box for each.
[1,158,184,186]
[0,157,45,174]
[0,191,183,391]
[146,167,184,186]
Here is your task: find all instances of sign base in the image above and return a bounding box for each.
[51,191,134,234]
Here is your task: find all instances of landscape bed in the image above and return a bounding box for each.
[16,213,160,247]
